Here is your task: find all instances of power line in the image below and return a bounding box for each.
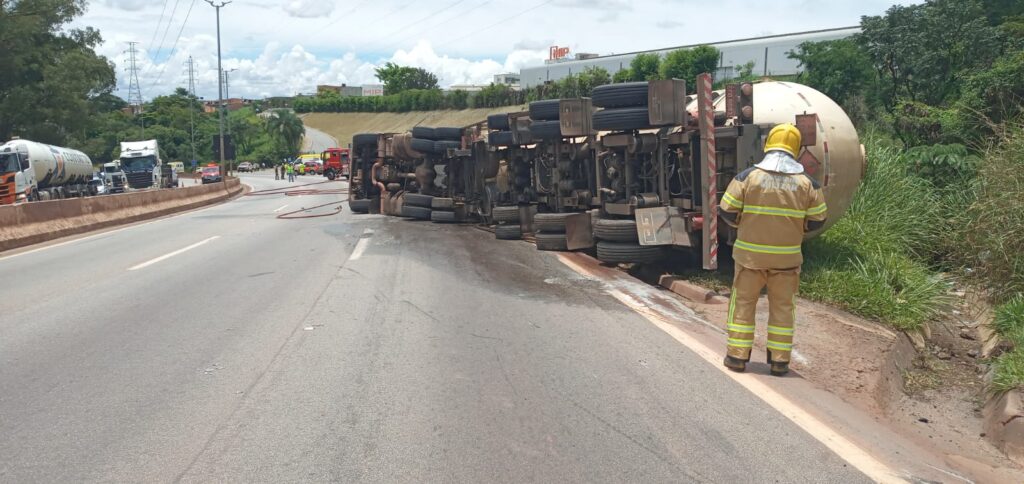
[147,0,182,73]
[369,0,468,47]
[437,0,556,48]
[317,0,374,29]
[147,0,198,94]
[146,0,171,55]
[378,0,491,52]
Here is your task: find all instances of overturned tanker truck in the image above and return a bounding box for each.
[348,78,864,270]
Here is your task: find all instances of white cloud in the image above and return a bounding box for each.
[282,0,334,18]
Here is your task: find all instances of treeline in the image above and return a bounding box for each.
[295,45,726,113]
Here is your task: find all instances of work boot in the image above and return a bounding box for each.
[723,355,747,373]
[766,350,789,377]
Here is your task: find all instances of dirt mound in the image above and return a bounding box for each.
[301,106,526,148]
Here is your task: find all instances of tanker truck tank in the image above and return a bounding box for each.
[0,138,95,203]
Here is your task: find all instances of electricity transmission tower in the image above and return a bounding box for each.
[125,41,145,137]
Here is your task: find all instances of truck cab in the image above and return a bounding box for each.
[0,149,29,204]
[102,162,127,193]
[320,148,350,180]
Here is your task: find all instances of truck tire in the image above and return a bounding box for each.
[592,82,649,108]
[488,131,515,147]
[431,197,455,210]
[535,232,569,251]
[592,107,653,131]
[487,114,510,130]
[353,133,379,146]
[596,241,666,264]
[431,210,458,223]
[495,224,522,240]
[412,126,437,140]
[434,127,463,141]
[404,193,434,208]
[529,100,560,121]
[411,138,436,154]
[492,206,520,223]
[401,204,432,220]
[528,120,562,140]
[594,218,639,242]
[534,213,573,233]
[325,169,337,181]
[434,140,460,154]
[350,199,371,213]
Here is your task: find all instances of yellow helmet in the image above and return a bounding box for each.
[764,123,802,157]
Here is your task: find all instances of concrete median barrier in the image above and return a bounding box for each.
[0,178,244,252]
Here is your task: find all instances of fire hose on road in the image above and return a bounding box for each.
[246,180,349,219]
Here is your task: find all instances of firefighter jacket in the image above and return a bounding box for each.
[719,165,827,270]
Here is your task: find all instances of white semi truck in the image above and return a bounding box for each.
[119,139,177,189]
[0,138,95,204]
[102,161,127,193]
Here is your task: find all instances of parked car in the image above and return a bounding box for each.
[201,166,222,184]
[237,161,253,172]
[304,160,322,175]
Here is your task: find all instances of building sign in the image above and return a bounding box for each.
[362,84,384,97]
[549,45,570,61]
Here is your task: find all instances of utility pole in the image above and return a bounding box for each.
[186,56,197,170]
[125,42,145,138]
[206,0,231,183]
[222,68,237,134]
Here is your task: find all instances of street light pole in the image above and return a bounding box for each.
[206,0,231,184]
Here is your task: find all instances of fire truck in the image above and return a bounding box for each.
[320,148,351,180]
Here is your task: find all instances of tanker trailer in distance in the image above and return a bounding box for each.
[120,139,174,189]
[0,138,95,204]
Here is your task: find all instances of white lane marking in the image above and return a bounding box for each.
[349,238,370,261]
[128,236,220,271]
[273,204,289,213]
[556,254,903,484]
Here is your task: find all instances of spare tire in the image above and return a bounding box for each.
[350,199,370,214]
[487,114,510,130]
[529,100,560,121]
[528,120,562,140]
[592,82,649,108]
[431,210,458,223]
[492,206,520,223]
[434,127,463,141]
[596,241,666,264]
[353,133,379,147]
[412,126,437,140]
[431,197,455,210]
[404,193,434,208]
[534,213,573,233]
[495,224,522,240]
[488,131,515,147]
[434,140,460,154]
[401,205,432,220]
[411,138,436,154]
[593,218,639,242]
[535,232,569,251]
[592,107,653,131]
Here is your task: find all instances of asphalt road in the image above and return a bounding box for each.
[302,125,337,153]
[0,174,869,483]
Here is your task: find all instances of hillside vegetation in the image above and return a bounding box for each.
[301,106,525,148]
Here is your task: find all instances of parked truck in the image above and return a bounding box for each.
[0,138,95,204]
[119,139,177,189]
[101,161,127,193]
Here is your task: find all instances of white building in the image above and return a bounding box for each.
[519,27,859,88]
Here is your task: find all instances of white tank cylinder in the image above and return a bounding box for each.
[2,139,94,188]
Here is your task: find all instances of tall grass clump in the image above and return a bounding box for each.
[801,139,949,330]
[992,297,1024,393]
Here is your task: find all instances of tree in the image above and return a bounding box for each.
[0,0,115,145]
[612,68,634,83]
[374,62,440,95]
[659,45,719,92]
[789,39,876,109]
[265,110,304,158]
[629,53,662,81]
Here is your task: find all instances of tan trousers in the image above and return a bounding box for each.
[726,264,800,363]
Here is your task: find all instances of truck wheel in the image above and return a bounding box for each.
[592,82,649,108]
[488,131,516,147]
[534,213,573,233]
[325,169,337,181]
[594,218,639,242]
[492,206,520,223]
[411,126,437,140]
[411,138,436,154]
[487,114,510,130]
[434,127,463,141]
[529,100,560,121]
[401,204,432,220]
[535,232,569,251]
[433,140,460,154]
[350,199,371,213]
[431,197,455,210]
[596,241,666,264]
[495,224,522,240]
[430,210,457,223]
[592,107,654,131]
[528,120,562,140]
[353,133,380,146]
[404,193,434,208]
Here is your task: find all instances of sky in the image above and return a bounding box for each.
[70,0,923,101]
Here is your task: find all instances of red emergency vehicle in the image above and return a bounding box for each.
[320,148,350,180]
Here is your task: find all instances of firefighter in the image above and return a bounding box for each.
[718,123,827,376]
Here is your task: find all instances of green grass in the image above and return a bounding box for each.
[992,349,1024,393]
[993,296,1024,347]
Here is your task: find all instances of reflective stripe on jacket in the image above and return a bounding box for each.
[719,165,827,269]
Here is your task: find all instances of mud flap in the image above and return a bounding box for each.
[565,212,595,251]
[636,206,694,247]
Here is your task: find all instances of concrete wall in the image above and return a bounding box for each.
[0,178,243,252]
